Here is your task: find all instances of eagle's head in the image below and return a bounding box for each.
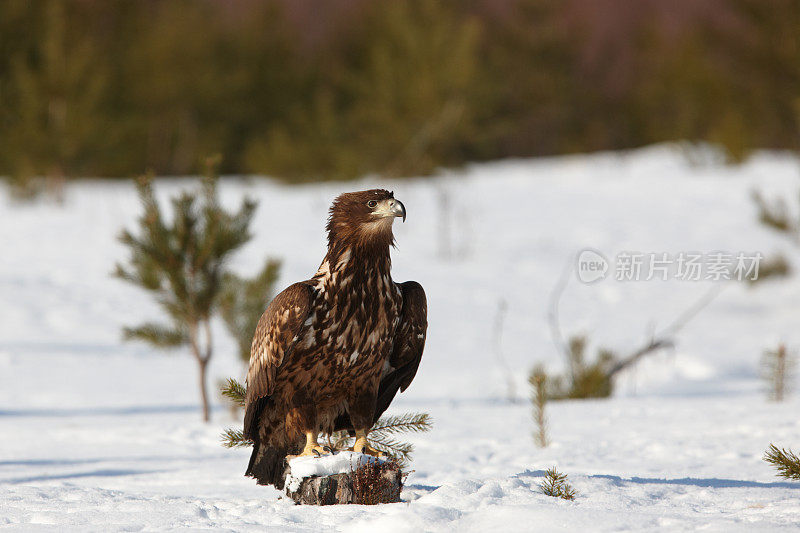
[326,189,406,252]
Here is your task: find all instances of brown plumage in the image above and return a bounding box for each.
[244,189,427,488]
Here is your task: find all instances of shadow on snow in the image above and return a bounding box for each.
[2,468,167,484]
[516,470,799,490]
[0,404,212,418]
[591,474,799,490]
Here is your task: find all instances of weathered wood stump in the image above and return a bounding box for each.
[284,451,404,505]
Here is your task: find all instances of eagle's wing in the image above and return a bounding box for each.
[372,280,427,422]
[243,282,313,439]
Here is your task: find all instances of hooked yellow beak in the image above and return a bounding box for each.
[375,198,406,222]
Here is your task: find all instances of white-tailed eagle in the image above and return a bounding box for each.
[243,189,427,488]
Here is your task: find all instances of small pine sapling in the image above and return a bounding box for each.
[339,412,432,468]
[539,467,577,500]
[763,444,800,480]
[115,156,256,421]
[219,259,281,363]
[217,260,281,416]
[750,190,799,283]
[561,336,616,399]
[761,344,796,402]
[529,365,548,447]
[752,190,800,243]
[219,378,431,466]
[535,335,617,401]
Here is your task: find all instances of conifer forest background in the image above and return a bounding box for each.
[2,0,798,184]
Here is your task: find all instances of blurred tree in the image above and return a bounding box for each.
[1,0,108,196]
[479,0,578,157]
[246,88,365,181]
[122,2,236,175]
[219,258,282,363]
[115,157,257,421]
[529,365,549,447]
[749,188,797,287]
[760,344,795,402]
[0,0,798,181]
[719,0,800,154]
[533,335,617,400]
[346,1,481,177]
[250,0,481,180]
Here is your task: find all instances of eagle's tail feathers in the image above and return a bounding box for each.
[245,442,289,489]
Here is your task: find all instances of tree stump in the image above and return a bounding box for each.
[284,451,404,505]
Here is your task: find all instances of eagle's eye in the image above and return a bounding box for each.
[367,200,377,208]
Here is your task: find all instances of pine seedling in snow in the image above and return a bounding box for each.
[752,191,800,241]
[750,190,799,284]
[764,444,800,480]
[219,259,281,363]
[760,344,795,401]
[115,156,257,422]
[529,366,548,447]
[219,378,431,466]
[538,334,618,401]
[539,467,577,500]
[357,412,432,467]
[319,412,432,468]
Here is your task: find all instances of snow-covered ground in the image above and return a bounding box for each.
[2,145,800,531]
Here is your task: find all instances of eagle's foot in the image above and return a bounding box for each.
[289,444,330,459]
[288,432,332,459]
[351,430,385,458]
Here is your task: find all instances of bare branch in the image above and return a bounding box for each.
[607,283,726,379]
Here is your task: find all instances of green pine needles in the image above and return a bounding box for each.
[221,377,247,408]
[539,467,577,501]
[764,444,800,481]
[331,412,433,467]
[115,156,276,422]
[219,260,281,363]
[221,427,253,449]
[219,378,432,466]
[219,378,253,448]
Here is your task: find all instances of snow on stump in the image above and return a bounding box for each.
[284,451,404,505]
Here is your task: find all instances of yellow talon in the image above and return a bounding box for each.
[351,429,385,458]
[288,432,331,458]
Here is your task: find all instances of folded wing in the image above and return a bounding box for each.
[373,280,428,423]
[243,282,313,439]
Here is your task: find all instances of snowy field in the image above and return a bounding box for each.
[1,145,800,531]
